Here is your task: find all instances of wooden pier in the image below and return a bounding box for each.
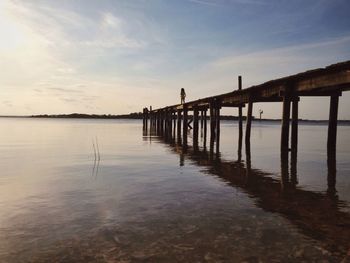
[144,61,350,157]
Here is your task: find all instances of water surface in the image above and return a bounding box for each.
[0,118,349,262]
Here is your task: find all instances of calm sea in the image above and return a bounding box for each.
[0,118,349,262]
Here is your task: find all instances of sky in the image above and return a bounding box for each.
[0,0,350,119]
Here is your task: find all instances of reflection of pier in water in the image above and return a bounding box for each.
[143,127,350,256]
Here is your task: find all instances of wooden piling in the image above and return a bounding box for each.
[168,110,173,138]
[238,76,243,157]
[281,95,291,152]
[245,100,253,146]
[193,105,199,143]
[164,109,168,137]
[183,105,188,146]
[290,99,298,187]
[201,110,204,130]
[173,111,176,138]
[159,110,163,134]
[291,98,299,154]
[177,109,182,139]
[215,101,221,153]
[327,95,339,156]
[210,101,216,141]
[203,109,207,148]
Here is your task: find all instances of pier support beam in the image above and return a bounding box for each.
[245,100,253,146]
[281,96,291,153]
[327,95,339,157]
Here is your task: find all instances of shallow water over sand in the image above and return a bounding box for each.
[0,118,349,262]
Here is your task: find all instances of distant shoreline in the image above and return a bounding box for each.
[0,113,349,124]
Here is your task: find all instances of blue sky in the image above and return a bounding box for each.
[1,0,350,118]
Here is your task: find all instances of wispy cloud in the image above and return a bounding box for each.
[3,100,13,107]
[48,88,84,94]
[188,0,220,7]
[189,0,268,6]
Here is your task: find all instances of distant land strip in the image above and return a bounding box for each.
[0,113,349,124]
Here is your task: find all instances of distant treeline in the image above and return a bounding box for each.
[31,113,144,119]
[27,113,350,124]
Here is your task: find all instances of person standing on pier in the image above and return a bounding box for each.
[181,88,186,104]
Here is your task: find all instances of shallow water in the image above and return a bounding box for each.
[0,118,349,262]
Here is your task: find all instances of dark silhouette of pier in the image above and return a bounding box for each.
[142,60,350,259]
[143,60,350,162]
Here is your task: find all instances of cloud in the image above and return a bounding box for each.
[188,0,220,7]
[48,88,84,94]
[3,100,13,107]
[189,0,268,6]
[101,12,121,29]
[81,37,145,49]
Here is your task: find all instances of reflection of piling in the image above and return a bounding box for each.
[142,129,349,258]
[280,150,289,190]
[245,140,251,177]
[327,149,337,197]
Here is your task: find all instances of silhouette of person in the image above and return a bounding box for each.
[181,88,186,104]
